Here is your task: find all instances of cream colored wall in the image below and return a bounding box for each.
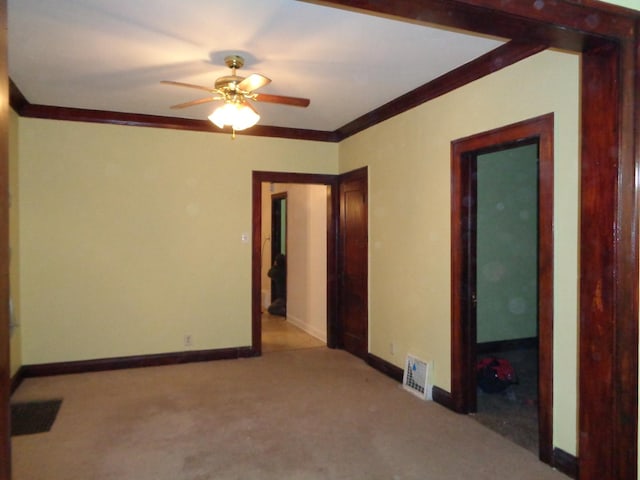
[339,49,580,454]
[18,118,337,364]
[9,109,21,377]
[285,183,327,341]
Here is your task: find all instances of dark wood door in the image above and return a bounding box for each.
[338,167,368,359]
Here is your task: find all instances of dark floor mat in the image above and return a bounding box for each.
[11,399,63,436]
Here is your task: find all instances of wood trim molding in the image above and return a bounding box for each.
[8,79,336,142]
[431,386,456,411]
[251,171,339,356]
[450,113,555,464]
[578,39,638,479]
[317,1,636,50]
[0,0,10,477]
[366,353,404,383]
[18,347,254,379]
[9,78,27,113]
[553,448,579,479]
[8,41,544,144]
[363,359,458,413]
[335,41,546,140]
[10,367,25,395]
[14,101,338,142]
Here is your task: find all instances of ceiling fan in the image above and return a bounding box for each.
[162,55,310,136]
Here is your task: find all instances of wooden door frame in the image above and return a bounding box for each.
[451,114,554,463]
[0,0,10,478]
[252,172,338,356]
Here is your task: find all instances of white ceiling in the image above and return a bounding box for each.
[8,0,505,132]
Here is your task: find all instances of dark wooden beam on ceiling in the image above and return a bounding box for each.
[305,0,635,48]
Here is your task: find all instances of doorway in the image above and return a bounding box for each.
[474,142,539,454]
[270,192,287,298]
[252,172,338,356]
[268,192,287,318]
[252,170,369,359]
[450,114,554,463]
[262,183,326,352]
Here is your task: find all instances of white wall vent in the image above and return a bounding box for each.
[403,354,432,400]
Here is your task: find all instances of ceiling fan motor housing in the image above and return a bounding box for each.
[215,75,245,93]
[162,53,310,113]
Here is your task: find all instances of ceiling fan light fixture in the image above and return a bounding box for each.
[208,101,260,131]
[164,54,309,137]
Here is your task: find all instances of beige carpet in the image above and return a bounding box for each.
[11,349,567,480]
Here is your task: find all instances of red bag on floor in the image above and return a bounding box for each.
[476,357,517,393]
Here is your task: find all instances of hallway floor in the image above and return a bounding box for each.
[261,313,325,353]
[474,347,538,455]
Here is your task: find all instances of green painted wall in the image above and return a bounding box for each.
[602,0,639,10]
[476,143,538,343]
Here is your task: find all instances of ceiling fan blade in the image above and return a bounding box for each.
[161,80,214,93]
[170,96,220,109]
[237,73,271,93]
[253,93,310,107]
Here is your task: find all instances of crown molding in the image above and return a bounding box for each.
[9,83,337,142]
[335,40,546,140]
[9,40,544,143]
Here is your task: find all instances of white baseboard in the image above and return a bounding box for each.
[286,314,327,343]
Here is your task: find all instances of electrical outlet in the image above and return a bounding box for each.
[184,334,193,347]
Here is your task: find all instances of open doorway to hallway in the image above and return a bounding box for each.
[252,169,368,359]
[259,180,329,353]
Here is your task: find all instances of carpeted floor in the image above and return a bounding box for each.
[474,348,538,454]
[10,348,566,480]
